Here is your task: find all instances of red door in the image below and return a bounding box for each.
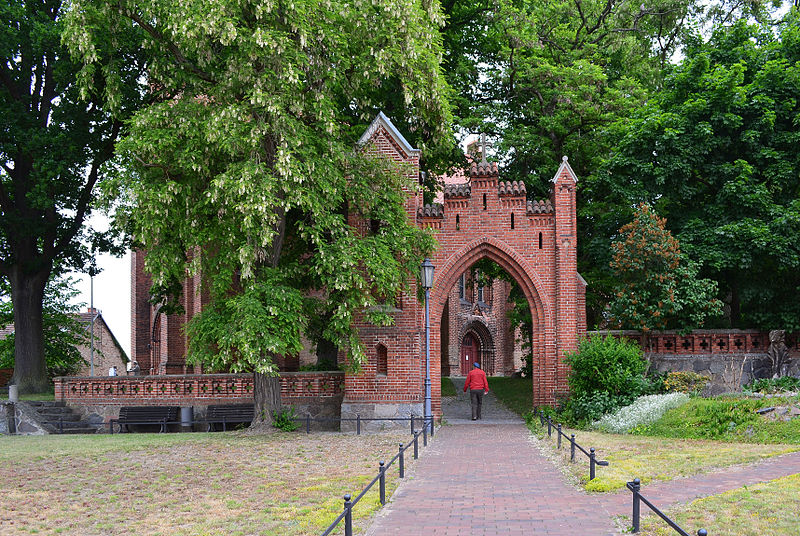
[460,334,478,375]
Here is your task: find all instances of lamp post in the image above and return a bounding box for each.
[420,258,434,433]
[88,263,99,377]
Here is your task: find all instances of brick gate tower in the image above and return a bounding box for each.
[130,113,585,421]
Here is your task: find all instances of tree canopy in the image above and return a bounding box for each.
[65,0,453,385]
[0,0,145,392]
[604,14,800,330]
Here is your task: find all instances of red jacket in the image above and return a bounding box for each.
[464,368,489,392]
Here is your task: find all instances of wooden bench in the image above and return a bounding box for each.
[112,406,180,433]
[206,404,255,431]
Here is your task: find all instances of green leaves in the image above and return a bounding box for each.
[66,0,449,373]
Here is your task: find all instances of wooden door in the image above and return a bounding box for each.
[460,334,478,375]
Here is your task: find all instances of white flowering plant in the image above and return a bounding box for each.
[592,392,690,434]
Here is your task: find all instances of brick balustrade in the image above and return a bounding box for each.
[54,372,345,407]
[591,330,800,356]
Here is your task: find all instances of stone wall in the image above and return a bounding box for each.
[0,402,49,435]
[592,330,800,394]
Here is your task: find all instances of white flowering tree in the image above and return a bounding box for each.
[64,0,452,424]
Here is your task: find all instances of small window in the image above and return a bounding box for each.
[483,193,487,210]
[477,285,484,303]
[538,232,543,249]
[370,219,381,235]
[510,212,515,229]
[458,274,466,300]
[456,214,460,230]
[376,344,388,376]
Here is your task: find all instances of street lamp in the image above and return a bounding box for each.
[88,263,100,377]
[420,258,434,433]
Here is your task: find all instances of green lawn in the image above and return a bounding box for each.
[441,376,457,397]
[0,430,417,535]
[637,473,800,536]
[487,376,533,416]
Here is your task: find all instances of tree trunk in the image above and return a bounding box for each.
[8,266,50,394]
[252,372,282,427]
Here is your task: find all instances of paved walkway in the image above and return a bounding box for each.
[365,379,617,535]
[365,378,800,535]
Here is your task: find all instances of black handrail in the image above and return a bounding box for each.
[627,479,707,536]
[536,410,609,480]
[320,425,432,536]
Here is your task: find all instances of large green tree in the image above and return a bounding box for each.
[604,14,800,330]
[65,0,452,423]
[0,0,145,392]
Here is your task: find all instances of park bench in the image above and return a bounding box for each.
[112,406,180,433]
[206,403,255,431]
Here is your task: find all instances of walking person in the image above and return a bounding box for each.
[463,362,489,420]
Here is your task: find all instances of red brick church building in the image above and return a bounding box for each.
[130,113,585,419]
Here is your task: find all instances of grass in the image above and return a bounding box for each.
[637,473,800,536]
[530,423,799,492]
[487,376,532,416]
[634,395,800,444]
[0,430,417,535]
[440,377,457,397]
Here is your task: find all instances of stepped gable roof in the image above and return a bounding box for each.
[417,203,444,218]
[526,199,553,214]
[444,183,471,199]
[358,111,420,157]
[498,180,526,197]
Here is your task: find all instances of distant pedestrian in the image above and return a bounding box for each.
[463,362,489,420]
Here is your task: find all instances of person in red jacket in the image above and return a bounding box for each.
[463,362,489,420]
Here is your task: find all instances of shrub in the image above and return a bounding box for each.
[271,407,300,431]
[565,335,647,397]
[567,391,620,423]
[593,393,690,434]
[664,371,710,394]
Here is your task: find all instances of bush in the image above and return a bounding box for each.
[271,407,300,431]
[663,371,710,394]
[593,393,690,434]
[564,335,653,422]
[565,335,647,397]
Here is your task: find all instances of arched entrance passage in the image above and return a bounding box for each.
[429,237,554,412]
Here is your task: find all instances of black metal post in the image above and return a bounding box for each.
[413,433,419,459]
[547,416,552,437]
[631,478,641,533]
[222,415,227,432]
[379,461,386,505]
[539,410,544,426]
[59,417,64,434]
[399,443,405,478]
[109,420,114,434]
[557,424,561,449]
[570,434,576,462]
[410,414,414,434]
[430,416,434,436]
[305,414,310,434]
[343,494,353,536]
[590,447,596,480]
[357,414,361,435]
[423,424,428,447]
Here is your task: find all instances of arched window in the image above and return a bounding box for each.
[376,344,388,376]
[510,212,515,229]
[538,232,543,249]
[456,214,460,230]
[483,193,487,210]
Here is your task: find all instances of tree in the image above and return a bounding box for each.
[0,274,88,379]
[0,0,146,392]
[608,204,722,333]
[65,0,452,425]
[604,14,800,329]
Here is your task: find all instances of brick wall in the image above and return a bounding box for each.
[54,372,344,409]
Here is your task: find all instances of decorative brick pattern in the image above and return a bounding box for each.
[592,330,798,356]
[53,372,344,408]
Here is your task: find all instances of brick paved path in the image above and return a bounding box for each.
[365,379,617,535]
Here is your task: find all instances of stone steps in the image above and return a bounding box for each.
[26,400,100,435]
